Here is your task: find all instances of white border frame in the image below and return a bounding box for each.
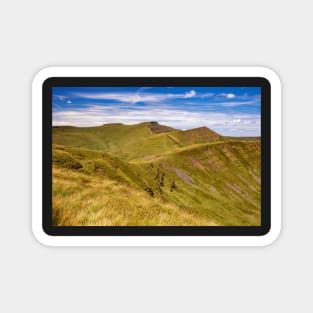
[32,66,281,246]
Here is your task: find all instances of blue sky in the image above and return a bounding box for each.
[52,86,261,136]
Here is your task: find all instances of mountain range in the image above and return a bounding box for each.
[52,121,261,226]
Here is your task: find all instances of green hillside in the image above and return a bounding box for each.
[53,122,153,155]
[52,122,261,226]
[53,122,223,160]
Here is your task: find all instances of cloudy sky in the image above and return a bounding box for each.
[52,86,261,136]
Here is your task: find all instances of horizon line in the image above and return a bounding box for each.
[52,121,260,137]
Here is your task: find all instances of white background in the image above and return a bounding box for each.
[0,0,310,312]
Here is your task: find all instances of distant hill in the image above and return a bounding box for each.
[53,122,224,160]
[169,126,222,145]
[147,121,177,134]
[52,122,261,226]
[53,122,152,155]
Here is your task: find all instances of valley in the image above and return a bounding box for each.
[52,121,261,226]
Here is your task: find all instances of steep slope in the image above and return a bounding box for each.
[52,138,261,226]
[132,140,261,226]
[52,144,217,226]
[126,126,223,160]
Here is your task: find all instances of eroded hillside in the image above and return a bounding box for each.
[52,122,261,226]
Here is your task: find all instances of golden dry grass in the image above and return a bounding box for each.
[52,166,218,226]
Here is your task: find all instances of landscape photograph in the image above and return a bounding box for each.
[52,86,261,226]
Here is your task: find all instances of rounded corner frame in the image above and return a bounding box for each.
[32,66,282,246]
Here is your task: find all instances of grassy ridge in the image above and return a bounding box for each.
[52,124,261,226]
[53,123,153,158]
[130,140,261,225]
[53,122,223,160]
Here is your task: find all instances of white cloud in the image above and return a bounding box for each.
[217,100,258,107]
[184,90,196,98]
[67,100,72,104]
[52,104,260,136]
[226,93,235,99]
[74,92,170,103]
[74,90,198,103]
[54,95,68,101]
[219,93,236,99]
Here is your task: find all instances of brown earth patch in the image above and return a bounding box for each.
[174,168,194,185]
[95,167,105,175]
[148,122,176,134]
[249,170,261,184]
[190,157,205,171]
[209,186,217,193]
[228,183,243,194]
